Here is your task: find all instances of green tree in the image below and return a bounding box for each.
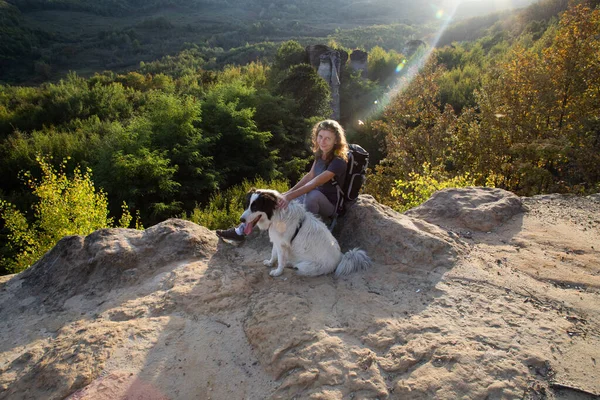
[390,163,480,212]
[273,40,307,72]
[0,157,129,274]
[277,64,332,118]
[367,46,404,85]
[200,81,278,190]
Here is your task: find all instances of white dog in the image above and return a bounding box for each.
[240,189,371,277]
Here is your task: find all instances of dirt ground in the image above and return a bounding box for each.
[0,188,598,399]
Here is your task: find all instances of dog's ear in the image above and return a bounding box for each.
[252,191,278,220]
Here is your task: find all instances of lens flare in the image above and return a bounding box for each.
[395,59,407,73]
[361,1,459,121]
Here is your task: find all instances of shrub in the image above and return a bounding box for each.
[185,178,289,230]
[390,163,483,212]
[0,156,132,273]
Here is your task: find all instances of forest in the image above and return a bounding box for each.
[1,0,599,274]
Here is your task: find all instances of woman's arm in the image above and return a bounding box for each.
[278,170,335,208]
[285,161,316,194]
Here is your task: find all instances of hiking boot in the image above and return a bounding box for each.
[216,227,245,241]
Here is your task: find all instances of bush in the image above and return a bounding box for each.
[390,163,483,212]
[185,178,289,230]
[0,156,132,273]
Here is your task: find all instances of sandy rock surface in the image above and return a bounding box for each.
[0,188,599,399]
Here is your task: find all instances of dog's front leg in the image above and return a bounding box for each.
[269,245,289,277]
[263,245,277,267]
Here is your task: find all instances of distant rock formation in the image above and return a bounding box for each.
[349,49,368,78]
[403,39,427,57]
[306,45,371,121]
[306,45,349,121]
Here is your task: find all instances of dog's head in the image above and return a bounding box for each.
[239,188,280,235]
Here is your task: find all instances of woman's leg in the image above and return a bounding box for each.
[304,190,335,219]
[216,222,246,241]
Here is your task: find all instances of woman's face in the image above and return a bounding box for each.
[317,129,336,155]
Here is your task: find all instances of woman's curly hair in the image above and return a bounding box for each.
[311,119,349,163]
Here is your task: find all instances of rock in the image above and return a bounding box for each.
[587,193,600,202]
[1,191,599,400]
[17,219,217,310]
[404,187,525,232]
[349,49,368,77]
[305,45,348,70]
[337,195,464,267]
[305,44,348,120]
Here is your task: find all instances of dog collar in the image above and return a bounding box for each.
[291,216,305,243]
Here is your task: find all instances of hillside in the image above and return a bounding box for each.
[1,0,540,83]
[1,188,599,399]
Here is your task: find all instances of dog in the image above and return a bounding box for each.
[240,189,371,277]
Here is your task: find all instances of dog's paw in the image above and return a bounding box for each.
[263,259,275,267]
[269,268,283,277]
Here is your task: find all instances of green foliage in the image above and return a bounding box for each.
[0,1,39,62]
[185,178,289,230]
[199,80,278,191]
[96,148,181,221]
[437,62,481,112]
[0,157,131,274]
[328,24,418,52]
[367,46,405,85]
[368,2,600,209]
[277,64,332,118]
[390,163,481,212]
[273,40,308,71]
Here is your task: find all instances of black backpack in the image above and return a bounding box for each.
[332,144,369,216]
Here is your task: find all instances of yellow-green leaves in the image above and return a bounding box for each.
[0,157,135,273]
[391,163,481,212]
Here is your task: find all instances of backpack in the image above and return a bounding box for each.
[332,144,369,216]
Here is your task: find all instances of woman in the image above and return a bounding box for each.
[217,119,348,241]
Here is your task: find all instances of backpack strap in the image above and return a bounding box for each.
[330,177,345,215]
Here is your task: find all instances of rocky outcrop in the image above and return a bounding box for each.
[336,195,463,267]
[306,45,348,121]
[403,39,427,57]
[16,219,218,311]
[1,188,599,400]
[349,49,368,78]
[405,187,525,232]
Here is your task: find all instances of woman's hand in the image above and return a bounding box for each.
[277,194,290,209]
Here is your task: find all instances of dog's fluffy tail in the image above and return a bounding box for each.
[335,248,371,277]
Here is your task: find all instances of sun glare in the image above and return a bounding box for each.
[365,1,459,119]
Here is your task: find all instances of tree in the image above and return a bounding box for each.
[277,64,332,118]
[472,3,600,193]
[367,46,404,85]
[366,60,460,204]
[0,157,129,274]
[200,81,278,191]
[273,40,307,72]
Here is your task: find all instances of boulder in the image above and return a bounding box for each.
[404,187,525,232]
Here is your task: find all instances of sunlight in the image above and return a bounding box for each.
[367,2,460,118]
